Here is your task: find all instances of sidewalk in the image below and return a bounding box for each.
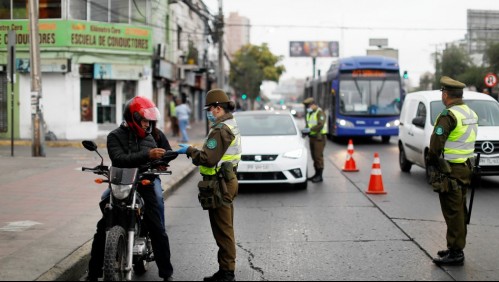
[0,121,207,281]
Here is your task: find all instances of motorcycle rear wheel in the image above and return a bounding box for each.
[103,226,127,281]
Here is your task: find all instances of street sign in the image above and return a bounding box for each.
[484,73,498,88]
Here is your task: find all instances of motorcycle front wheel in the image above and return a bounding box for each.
[103,226,127,281]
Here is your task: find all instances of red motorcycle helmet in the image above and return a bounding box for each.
[123,96,160,139]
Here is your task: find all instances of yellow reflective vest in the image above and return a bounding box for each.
[306,108,328,136]
[199,118,242,175]
[444,105,478,163]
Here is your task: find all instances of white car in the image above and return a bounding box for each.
[398,90,499,181]
[234,111,309,189]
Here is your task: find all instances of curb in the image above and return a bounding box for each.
[35,165,198,281]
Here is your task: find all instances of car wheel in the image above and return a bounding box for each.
[399,145,412,172]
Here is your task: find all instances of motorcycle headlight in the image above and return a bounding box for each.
[386,120,401,128]
[283,149,304,159]
[111,184,133,200]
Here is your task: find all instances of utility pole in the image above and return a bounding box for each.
[28,0,45,157]
[217,0,224,90]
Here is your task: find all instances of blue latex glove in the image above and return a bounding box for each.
[176,144,191,154]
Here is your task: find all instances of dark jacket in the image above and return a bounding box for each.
[107,123,158,168]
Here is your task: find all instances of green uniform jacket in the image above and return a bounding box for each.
[186,113,236,169]
[428,101,473,185]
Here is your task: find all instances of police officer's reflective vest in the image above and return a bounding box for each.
[169,101,176,117]
[200,118,242,176]
[443,105,478,164]
[306,108,328,136]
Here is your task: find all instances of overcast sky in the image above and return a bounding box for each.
[204,0,499,86]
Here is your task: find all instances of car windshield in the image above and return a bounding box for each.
[339,78,402,116]
[430,100,499,126]
[235,114,297,136]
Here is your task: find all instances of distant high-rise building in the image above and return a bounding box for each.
[467,9,499,65]
[225,12,250,57]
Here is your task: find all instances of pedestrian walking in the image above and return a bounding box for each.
[176,97,192,142]
[303,97,328,183]
[176,89,241,281]
[168,93,179,137]
[427,76,478,266]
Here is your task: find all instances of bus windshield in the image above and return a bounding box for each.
[339,78,401,116]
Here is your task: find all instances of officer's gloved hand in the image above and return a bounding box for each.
[301,128,311,137]
[176,144,191,154]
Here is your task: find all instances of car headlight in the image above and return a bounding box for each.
[283,149,304,159]
[336,118,355,127]
[386,120,401,128]
[111,184,133,200]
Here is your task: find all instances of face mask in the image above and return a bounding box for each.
[207,111,216,122]
[306,108,314,113]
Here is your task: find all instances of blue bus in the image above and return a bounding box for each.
[304,56,403,143]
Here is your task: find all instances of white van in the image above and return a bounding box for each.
[398,90,499,181]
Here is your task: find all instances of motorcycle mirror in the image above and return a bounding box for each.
[82,140,98,151]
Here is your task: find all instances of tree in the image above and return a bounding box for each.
[441,45,471,80]
[418,71,434,91]
[485,42,499,74]
[230,44,285,108]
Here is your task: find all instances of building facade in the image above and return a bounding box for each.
[225,12,249,58]
[0,0,179,140]
[467,9,499,66]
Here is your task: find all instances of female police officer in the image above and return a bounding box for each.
[176,89,241,281]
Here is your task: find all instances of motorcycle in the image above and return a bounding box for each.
[81,140,178,281]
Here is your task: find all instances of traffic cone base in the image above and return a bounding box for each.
[366,153,387,194]
[342,139,359,172]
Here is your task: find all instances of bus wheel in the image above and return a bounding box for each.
[382,136,391,143]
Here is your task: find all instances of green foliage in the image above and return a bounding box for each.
[441,45,471,79]
[485,42,499,73]
[230,44,285,102]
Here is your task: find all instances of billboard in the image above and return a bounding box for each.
[289,41,339,57]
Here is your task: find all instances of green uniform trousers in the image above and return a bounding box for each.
[439,164,471,251]
[206,176,238,271]
[309,135,326,170]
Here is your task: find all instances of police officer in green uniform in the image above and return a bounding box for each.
[176,89,241,281]
[303,97,328,183]
[427,76,478,266]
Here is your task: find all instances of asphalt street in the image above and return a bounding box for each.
[134,135,499,281]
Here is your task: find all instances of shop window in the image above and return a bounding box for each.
[110,0,128,23]
[69,0,87,20]
[97,80,116,124]
[0,0,11,19]
[13,0,27,19]
[90,0,108,22]
[39,0,61,19]
[80,78,93,122]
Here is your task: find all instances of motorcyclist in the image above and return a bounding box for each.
[86,96,174,281]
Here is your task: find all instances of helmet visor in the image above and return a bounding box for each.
[140,107,161,121]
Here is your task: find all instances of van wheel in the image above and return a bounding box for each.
[382,136,391,143]
[399,145,412,172]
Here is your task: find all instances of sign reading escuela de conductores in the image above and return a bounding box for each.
[0,20,152,54]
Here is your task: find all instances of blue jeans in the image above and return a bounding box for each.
[179,119,189,142]
[100,178,165,226]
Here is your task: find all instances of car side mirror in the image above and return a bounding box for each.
[412,117,426,128]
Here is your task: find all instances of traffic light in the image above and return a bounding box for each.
[241,94,247,100]
[256,96,261,102]
[403,71,408,79]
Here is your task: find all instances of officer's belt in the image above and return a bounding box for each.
[201,166,238,180]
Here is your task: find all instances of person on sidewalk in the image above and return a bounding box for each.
[303,97,328,183]
[87,96,174,281]
[176,96,192,143]
[427,76,478,266]
[168,93,180,137]
[176,89,241,282]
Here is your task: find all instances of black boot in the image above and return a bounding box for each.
[307,171,317,181]
[437,249,450,257]
[203,270,235,281]
[311,169,323,183]
[433,249,464,266]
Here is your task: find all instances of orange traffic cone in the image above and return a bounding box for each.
[366,153,387,194]
[342,139,359,172]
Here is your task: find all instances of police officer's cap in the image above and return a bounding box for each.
[440,76,466,90]
[205,89,230,110]
[303,97,315,105]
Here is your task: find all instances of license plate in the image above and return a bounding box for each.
[479,158,499,166]
[365,129,376,134]
[242,164,272,172]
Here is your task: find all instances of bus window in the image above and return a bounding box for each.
[340,79,400,116]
